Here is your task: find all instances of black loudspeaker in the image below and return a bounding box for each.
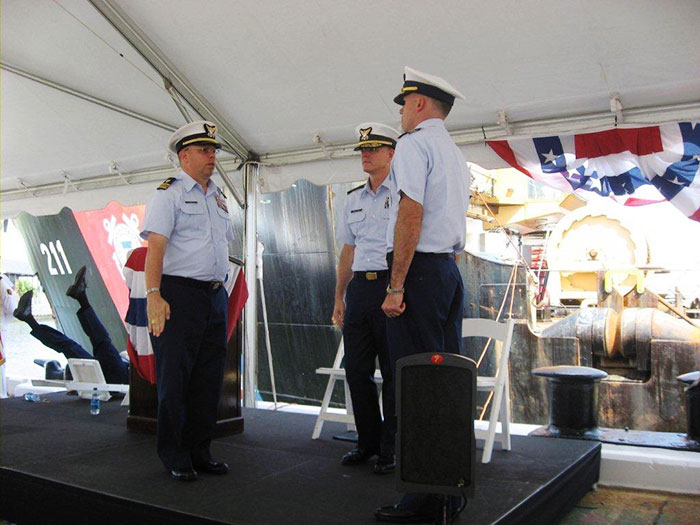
[396,352,476,498]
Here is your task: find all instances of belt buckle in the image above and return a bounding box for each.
[211,281,222,290]
[366,272,377,281]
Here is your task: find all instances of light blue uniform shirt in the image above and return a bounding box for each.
[141,170,234,282]
[337,177,397,271]
[386,118,471,253]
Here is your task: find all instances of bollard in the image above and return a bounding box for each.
[677,371,700,443]
[532,365,608,436]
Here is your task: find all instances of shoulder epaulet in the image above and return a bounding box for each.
[398,127,422,139]
[157,177,176,190]
[347,184,364,195]
[218,187,227,198]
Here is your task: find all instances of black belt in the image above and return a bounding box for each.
[414,251,456,260]
[354,270,388,281]
[162,274,223,290]
[387,251,455,263]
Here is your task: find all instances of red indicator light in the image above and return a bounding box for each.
[431,354,444,364]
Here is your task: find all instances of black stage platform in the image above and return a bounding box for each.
[0,394,600,524]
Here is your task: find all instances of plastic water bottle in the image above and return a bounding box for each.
[90,387,100,415]
[24,392,41,403]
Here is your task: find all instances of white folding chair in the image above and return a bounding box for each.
[312,337,383,439]
[462,317,515,463]
[30,359,129,405]
[67,358,129,405]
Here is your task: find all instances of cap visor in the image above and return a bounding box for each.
[393,92,406,105]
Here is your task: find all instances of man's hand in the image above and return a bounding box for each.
[147,293,171,337]
[382,292,406,318]
[144,232,169,337]
[331,299,346,330]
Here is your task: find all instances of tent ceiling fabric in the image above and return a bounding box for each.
[2,0,700,216]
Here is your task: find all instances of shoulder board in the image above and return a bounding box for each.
[157,177,176,190]
[218,187,227,198]
[347,184,364,195]
[398,127,422,139]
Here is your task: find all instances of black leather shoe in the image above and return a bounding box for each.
[13,290,33,321]
[44,360,66,380]
[66,266,87,299]
[374,504,433,523]
[170,467,198,481]
[373,455,396,475]
[193,460,229,475]
[341,447,379,466]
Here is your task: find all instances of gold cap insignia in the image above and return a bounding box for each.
[359,127,372,141]
[204,123,217,138]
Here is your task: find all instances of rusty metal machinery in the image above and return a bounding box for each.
[462,251,699,433]
[536,305,700,431]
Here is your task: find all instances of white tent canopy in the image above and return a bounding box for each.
[2,0,700,217]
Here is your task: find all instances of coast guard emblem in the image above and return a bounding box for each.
[359,127,372,141]
[215,190,228,214]
[205,123,217,138]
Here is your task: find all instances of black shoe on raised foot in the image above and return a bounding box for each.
[66,266,87,299]
[170,467,198,482]
[373,455,396,475]
[341,447,379,466]
[13,290,33,321]
[373,504,434,523]
[193,460,229,475]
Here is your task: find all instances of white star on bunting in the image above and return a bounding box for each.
[541,150,559,164]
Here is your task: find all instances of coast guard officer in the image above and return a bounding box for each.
[332,123,399,474]
[142,120,234,482]
[375,68,471,523]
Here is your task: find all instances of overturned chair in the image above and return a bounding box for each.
[26,358,129,405]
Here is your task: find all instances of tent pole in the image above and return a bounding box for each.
[243,162,259,408]
[90,0,251,160]
[257,240,279,409]
[1,63,176,133]
[165,82,245,209]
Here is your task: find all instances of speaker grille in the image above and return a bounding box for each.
[399,364,473,488]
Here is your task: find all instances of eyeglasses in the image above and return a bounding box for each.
[187,145,221,156]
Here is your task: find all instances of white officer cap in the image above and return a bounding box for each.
[353,122,400,151]
[168,120,222,154]
[393,66,466,107]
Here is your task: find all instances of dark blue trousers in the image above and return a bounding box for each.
[386,252,465,514]
[343,275,395,456]
[151,278,227,471]
[386,253,464,367]
[31,306,129,384]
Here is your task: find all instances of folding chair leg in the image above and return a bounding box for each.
[312,376,338,439]
[482,382,505,464]
[500,375,512,451]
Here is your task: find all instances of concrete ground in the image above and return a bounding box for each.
[561,486,700,524]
